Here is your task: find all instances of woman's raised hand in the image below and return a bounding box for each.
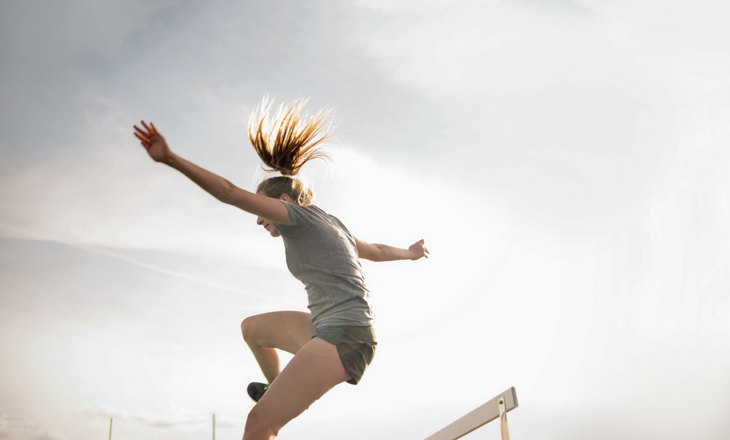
[134,120,172,163]
[408,239,430,260]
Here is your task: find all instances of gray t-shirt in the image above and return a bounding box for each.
[274,202,374,327]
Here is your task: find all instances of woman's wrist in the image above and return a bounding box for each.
[162,151,178,166]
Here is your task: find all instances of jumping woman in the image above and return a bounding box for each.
[133,99,428,440]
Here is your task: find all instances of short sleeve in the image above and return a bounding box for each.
[274,201,314,235]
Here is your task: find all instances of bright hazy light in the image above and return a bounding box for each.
[1,1,729,439]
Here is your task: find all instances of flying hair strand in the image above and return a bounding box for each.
[248,97,332,177]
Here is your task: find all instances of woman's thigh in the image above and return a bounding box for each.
[241,311,316,354]
[248,337,350,433]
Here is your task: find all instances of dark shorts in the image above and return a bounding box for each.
[313,325,377,385]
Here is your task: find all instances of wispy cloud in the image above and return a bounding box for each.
[84,407,206,429]
[74,242,268,299]
[29,433,66,440]
[0,415,67,440]
[0,414,20,439]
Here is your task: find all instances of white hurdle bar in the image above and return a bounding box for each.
[424,386,518,440]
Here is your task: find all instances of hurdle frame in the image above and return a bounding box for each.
[424,386,518,440]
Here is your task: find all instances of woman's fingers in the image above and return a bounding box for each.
[417,241,428,255]
[133,120,160,154]
[133,131,150,146]
[133,129,149,142]
[418,239,429,259]
[136,120,159,140]
[133,124,151,138]
[134,120,161,144]
[133,132,151,150]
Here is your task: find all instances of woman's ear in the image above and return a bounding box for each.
[280,193,293,203]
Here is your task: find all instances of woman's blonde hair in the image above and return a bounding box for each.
[248,98,331,205]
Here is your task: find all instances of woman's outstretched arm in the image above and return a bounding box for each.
[133,120,291,225]
[355,238,429,262]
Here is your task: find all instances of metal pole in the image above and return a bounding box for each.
[212,413,216,440]
[109,418,113,440]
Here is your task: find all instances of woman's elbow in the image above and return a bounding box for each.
[367,248,384,262]
[218,180,238,205]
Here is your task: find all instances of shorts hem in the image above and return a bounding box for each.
[313,325,376,386]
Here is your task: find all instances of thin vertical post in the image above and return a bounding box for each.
[212,413,215,440]
[109,418,113,440]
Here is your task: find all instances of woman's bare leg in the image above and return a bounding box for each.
[240,311,316,383]
[243,337,351,440]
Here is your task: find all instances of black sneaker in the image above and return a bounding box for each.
[247,382,268,402]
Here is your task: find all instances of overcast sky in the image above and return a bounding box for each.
[1,1,729,439]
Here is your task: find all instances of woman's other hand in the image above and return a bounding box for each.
[408,239,429,260]
[134,120,172,163]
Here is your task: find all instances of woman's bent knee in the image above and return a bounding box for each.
[245,407,280,438]
[241,316,258,344]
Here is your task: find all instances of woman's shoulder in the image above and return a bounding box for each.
[289,201,325,214]
[279,201,328,227]
[289,203,348,228]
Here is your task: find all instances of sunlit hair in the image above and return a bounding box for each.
[249,98,331,205]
